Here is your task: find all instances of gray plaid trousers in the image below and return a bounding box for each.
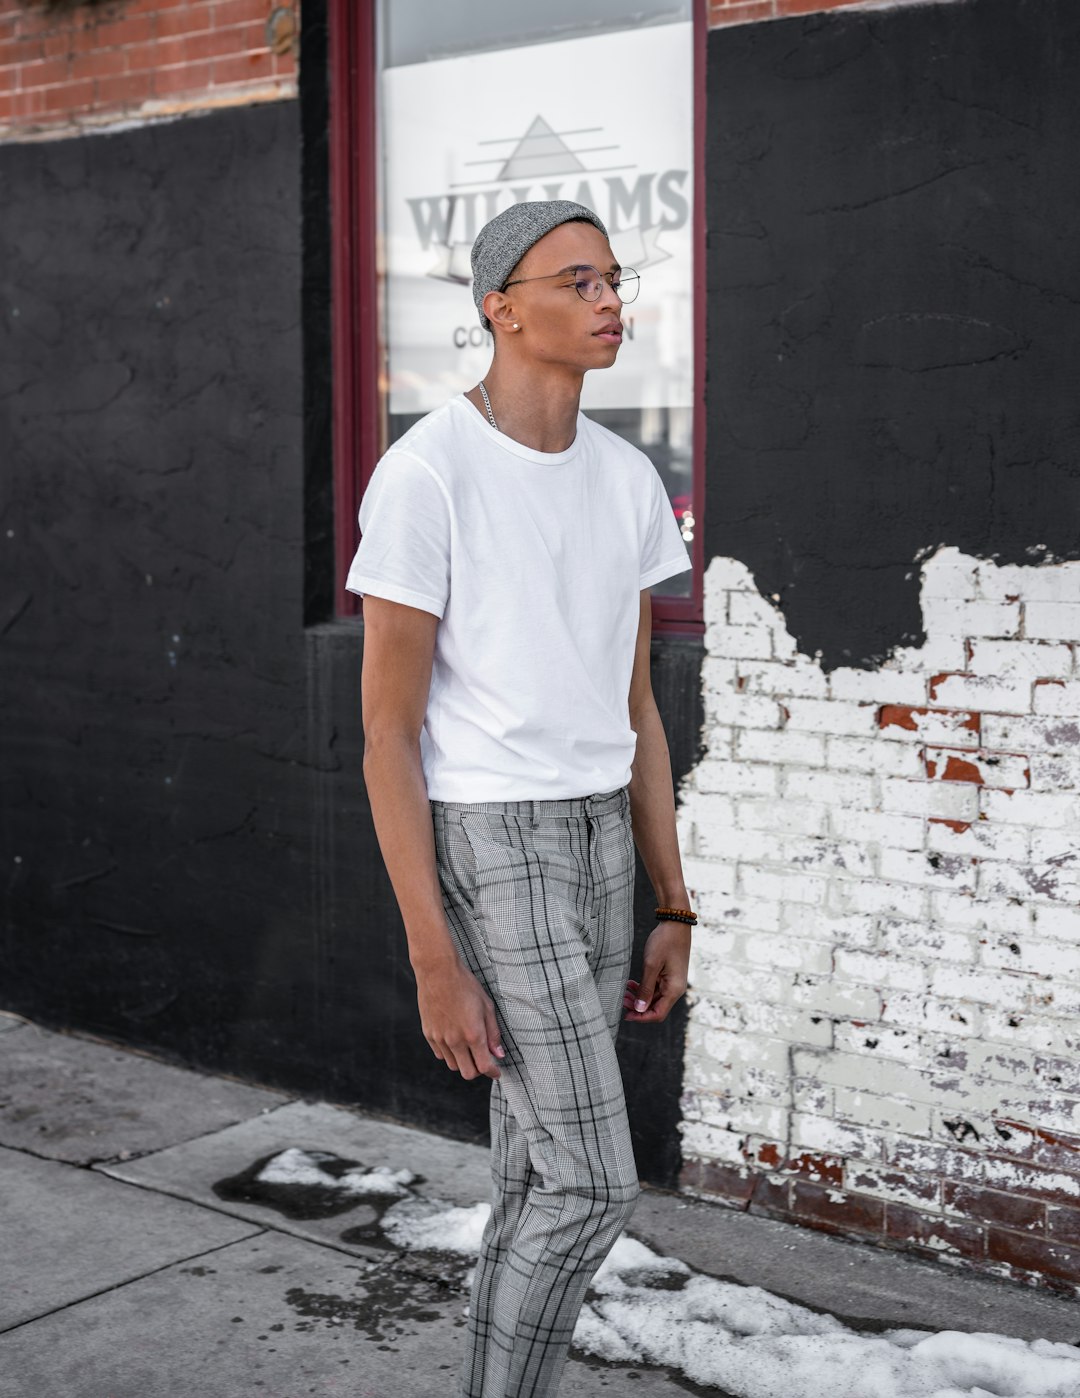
[431,785,641,1398]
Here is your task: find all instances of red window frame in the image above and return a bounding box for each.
[328,0,705,634]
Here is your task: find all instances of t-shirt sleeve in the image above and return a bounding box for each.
[345,449,452,618]
[639,464,692,590]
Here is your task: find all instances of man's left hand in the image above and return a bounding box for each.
[622,921,691,1023]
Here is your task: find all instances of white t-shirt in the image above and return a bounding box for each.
[346,392,692,801]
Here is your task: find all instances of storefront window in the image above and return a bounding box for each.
[374,0,696,600]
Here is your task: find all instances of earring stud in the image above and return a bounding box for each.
[513,323,520,329]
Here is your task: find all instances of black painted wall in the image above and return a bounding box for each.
[0,16,698,1183]
[707,0,1080,670]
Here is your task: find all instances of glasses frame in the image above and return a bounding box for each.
[500,264,641,304]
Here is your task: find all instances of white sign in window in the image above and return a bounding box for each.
[376,3,695,596]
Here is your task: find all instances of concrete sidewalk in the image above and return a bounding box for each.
[1,1011,1077,1398]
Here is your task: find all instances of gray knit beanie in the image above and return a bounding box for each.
[470,199,609,330]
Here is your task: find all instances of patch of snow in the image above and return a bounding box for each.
[256,1147,333,1188]
[577,1256,1080,1398]
[594,1234,691,1281]
[255,1147,415,1199]
[338,1165,417,1198]
[257,1150,1080,1397]
[380,1179,1080,1398]
[381,1196,492,1255]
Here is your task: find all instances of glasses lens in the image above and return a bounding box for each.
[574,268,604,302]
[614,270,640,304]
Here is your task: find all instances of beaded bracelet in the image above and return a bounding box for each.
[655,906,697,926]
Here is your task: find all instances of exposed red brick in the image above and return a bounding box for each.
[42,78,94,112]
[177,26,256,64]
[40,31,80,59]
[885,1136,956,1175]
[791,1179,885,1234]
[94,70,155,107]
[9,9,49,36]
[512,1098,1070,1295]
[1035,678,1067,690]
[708,1,776,27]
[15,53,69,87]
[10,87,46,119]
[929,817,973,834]
[928,673,970,702]
[213,0,272,27]
[125,36,188,72]
[70,47,128,81]
[748,1172,792,1215]
[756,1141,783,1168]
[212,51,275,86]
[987,1227,1080,1283]
[1,0,290,133]
[779,0,871,12]
[885,1201,987,1261]
[1025,1134,1080,1176]
[680,1159,755,1205]
[885,1135,1073,1200]
[158,7,216,41]
[1046,1205,1080,1248]
[944,1180,1046,1232]
[849,1166,939,1205]
[0,35,43,65]
[785,1151,844,1186]
[77,14,158,50]
[924,750,984,783]
[995,1118,1080,1173]
[153,60,214,97]
[878,704,979,734]
[980,1157,1080,1205]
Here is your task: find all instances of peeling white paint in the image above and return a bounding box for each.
[678,546,1080,1271]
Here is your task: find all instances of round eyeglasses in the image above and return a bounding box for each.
[501,265,641,305]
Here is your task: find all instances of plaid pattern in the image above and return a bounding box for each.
[431,785,640,1398]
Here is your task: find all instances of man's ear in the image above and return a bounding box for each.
[482,289,519,337]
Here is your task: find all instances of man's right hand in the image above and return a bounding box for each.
[416,959,506,1081]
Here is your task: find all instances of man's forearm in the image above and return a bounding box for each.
[363,734,461,971]
[627,699,691,908]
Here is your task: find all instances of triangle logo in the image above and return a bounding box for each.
[496,116,588,182]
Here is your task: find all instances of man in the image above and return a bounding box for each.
[348,199,697,1398]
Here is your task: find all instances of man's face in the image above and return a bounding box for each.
[500,221,625,371]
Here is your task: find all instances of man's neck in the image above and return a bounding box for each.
[466,363,583,453]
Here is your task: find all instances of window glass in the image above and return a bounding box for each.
[375,0,695,596]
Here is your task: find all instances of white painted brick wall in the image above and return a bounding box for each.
[678,546,1080,1240]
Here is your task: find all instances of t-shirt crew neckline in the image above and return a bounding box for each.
[452,391,583,465]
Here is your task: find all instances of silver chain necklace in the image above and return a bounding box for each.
[478,379,498,432]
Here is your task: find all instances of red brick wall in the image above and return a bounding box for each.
[0,0,951,140]
[708,0,940,26]
[0,0,297,140]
